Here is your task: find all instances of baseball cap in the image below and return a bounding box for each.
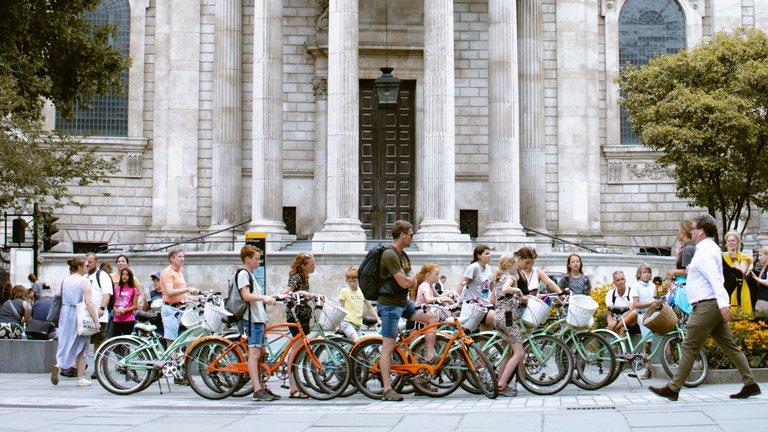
[150,272,161,280]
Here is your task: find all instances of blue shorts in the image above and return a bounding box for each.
[377,301,416,338]
[242,321,266,348]
[161,304,181,341]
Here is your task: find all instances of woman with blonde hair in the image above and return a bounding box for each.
[723,231,753,313]
[749,246,768,313]
[491,254,525,397]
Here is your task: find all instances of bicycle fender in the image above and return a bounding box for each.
[94,335,146,358]
[184,335,236,362]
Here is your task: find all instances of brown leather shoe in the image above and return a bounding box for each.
[649,385,679,401]
[730,383,761,399]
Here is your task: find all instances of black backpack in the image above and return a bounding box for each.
[358,245,396,301]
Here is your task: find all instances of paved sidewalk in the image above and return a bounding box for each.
[1,372,766,432]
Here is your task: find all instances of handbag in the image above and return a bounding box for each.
[26,319,52,340]
[76,302,99,336]
[46,281,64,325]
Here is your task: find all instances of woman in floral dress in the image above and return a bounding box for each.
[492,254,525,397]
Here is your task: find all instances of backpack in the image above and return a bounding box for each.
[93,269,116,311]
[224,268,253,321]
[358,245,396,301]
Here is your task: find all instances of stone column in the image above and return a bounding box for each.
[556,0,601,234]
[210,0,242,233]
[149,0,201,239]
[312,73,328,235]
[414,0,469,252]
[312,0,365,252]
[479,0,527,250]
[518,0,546,232]
[248,0,289,249]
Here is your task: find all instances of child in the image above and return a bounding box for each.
[338,267,379,342]
[112,268,139,337]
[632,263,662,379]
[559,254,592,295]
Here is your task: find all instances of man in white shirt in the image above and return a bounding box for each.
[650,215,760,401]
[85,253,114,379]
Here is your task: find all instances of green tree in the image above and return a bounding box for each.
[0,0,129,211]
[617,28,768,243]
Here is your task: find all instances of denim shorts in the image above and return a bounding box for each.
[161,304,181,340]
[242,321,266,348]
[377,301,416,338]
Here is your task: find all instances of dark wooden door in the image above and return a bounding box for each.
[359,80,416,240]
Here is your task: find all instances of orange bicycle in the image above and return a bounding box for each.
[349,313,498,399]
[184,294,351,400]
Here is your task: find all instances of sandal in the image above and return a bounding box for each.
[289,391,309,399]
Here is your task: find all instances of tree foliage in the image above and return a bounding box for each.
[617,28,768,242]
[0,0,129,211]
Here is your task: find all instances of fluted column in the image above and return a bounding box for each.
[414,0,469,252]
[210,0,242,231]
[312,0,365,252]
[557,0,601,233]
[149,0,201,239]
[479,0,527,249]
[518,0,546,231]
[248,0,289,248]
[312,72,328,235]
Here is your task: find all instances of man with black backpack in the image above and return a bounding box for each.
[82,253,113,379]
[236,245,282,402]
[377,220,438,401]
[650,214,761,401]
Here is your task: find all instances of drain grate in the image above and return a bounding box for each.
[566,406,616,411]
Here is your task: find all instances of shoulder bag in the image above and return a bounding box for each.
[76,302,99,336]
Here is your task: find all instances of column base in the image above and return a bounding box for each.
[413,219,471,253]
[247,220,293,252]
[478,223,529,252]
[311,218,366,252]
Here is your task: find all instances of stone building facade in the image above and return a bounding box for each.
[42,0,768,255]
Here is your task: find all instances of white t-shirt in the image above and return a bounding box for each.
[632,280,656,313]
[605,287,633,314]
[238,269,267,323]
[461,262,493,303]
[89,269,114,323]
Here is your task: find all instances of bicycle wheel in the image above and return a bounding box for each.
[461,343,498,399]
[590,329,627,386]
[661,334,708,388]
[518,334,573,396]
[350,338,406,400]
[409,333,463,397]
[570,332,616,390]
[96,338,155,395]
[461,333,505,395]
[185,339,246,400]
[326,336,357,397]
[293,339,351,400]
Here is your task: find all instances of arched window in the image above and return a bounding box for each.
[55,0,130,136]
[619,0,686,145]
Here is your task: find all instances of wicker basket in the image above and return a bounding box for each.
[642,302,678,335]
[203,303,232,333]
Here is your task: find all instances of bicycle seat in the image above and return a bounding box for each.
[134,322,157,333]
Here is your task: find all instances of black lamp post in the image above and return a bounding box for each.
[374,0,400,107]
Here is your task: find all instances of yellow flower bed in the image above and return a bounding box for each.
[704,313,768,369]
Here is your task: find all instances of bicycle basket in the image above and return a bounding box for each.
[180,307,203,328]
[203,303,232,333]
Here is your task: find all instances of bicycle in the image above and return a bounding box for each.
[592,301,708,388]
[183,294,352,400]
[469,298,575,396]
[94,294,228,395]
[348,308,498,399]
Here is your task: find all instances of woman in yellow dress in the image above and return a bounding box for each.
[723,231,753,314]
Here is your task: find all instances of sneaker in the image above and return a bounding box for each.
[381,389,404,401]
[264,387,282,400]
[51,366,59,386]
[640,369,652,380]
[90,372,97,380]
[174,378,189,386]
[730,383,761,399]
[252,389,277,401]
[76,379,92,387]
[60,367,77,378]
[499,386,517,397]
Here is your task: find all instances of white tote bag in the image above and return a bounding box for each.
[76,303,99,336]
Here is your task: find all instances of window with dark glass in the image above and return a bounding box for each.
[55,0,130,136]
[619,0,686,145]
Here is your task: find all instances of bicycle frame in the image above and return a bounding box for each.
[593,312,688,363]
[351,319,480,377]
